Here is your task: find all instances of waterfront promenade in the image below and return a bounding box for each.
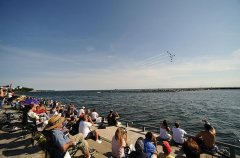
[0,121,221,158]
[1,105,239,158]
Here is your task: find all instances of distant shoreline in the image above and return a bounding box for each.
[30,87,240,93]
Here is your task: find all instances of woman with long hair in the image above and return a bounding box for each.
[160,120,171,140]
[112,127,128,158]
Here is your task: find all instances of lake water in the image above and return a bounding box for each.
[25,89,240,145]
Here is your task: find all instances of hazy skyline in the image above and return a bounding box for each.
[1,0,240,90]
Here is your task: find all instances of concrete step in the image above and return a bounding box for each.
[72,139,111,158]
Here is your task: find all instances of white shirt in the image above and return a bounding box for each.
[172,127,187,144]
[79,121,92,138]
[91,111,99,120]
[160,127,171,140]
[27,110,40,120]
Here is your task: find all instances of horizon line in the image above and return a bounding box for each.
[31,86,240,92]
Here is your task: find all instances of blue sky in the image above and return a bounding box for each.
[1,0,240,90]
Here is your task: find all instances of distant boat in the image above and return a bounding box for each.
[97,91,101,94]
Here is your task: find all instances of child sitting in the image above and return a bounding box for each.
[159,141,174,158]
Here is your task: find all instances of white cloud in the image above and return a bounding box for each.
[0,45,74,63]
[2,46,240,90]
[233,49,240,58]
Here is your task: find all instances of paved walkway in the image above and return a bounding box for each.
[0,130,45,158]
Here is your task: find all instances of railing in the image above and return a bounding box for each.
[120,118,240,158]
[214,141,240,158]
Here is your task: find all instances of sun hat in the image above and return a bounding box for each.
[162,141,172,154]
[45,115,65,130]
[82,106,85,109]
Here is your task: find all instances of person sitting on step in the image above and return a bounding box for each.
[78,115,102,143]
[107,110,119,126]
[159,141,174,158]
[144,131,158,158]
[182,137,200,158]
[159,120,171,140]
[195,120,218,152]
[172,122,187,145]
[112,127,128,158]
[129,137,148,158]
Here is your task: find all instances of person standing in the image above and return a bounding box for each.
[0,87,5,108]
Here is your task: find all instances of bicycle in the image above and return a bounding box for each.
[0,110,8,125]
[0,111,23,133]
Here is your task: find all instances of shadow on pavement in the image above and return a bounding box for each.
[0,130,25,141]
[103,151,112,157]
[0,138,32,149]
[2,145,42,156]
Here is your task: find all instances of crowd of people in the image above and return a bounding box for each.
[0,89,218,158]
[0,86,16,108]
[110,119,217,158]
[0,91,104,158]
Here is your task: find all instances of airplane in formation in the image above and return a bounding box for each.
[167,51,175,62]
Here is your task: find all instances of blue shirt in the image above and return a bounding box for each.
[144,139,157,158]
[51,129,70,158]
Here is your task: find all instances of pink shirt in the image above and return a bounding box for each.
[112,136,126,158]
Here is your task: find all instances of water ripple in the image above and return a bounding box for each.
[26,89,240,144]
